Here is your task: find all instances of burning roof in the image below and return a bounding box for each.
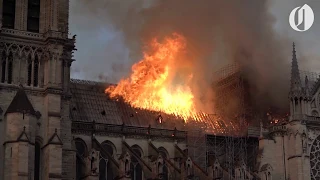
[70,79,246,135]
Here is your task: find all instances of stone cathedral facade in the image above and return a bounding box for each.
[2,1,320,180]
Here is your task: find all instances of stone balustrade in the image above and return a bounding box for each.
[1,28,68,40]
[72,121,187,139]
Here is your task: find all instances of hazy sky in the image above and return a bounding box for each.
[69,0,320,82]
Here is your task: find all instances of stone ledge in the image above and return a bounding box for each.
[288,155,309,160]
[49,173,62,178]
[18,172,29,176]
[48,111,61,117]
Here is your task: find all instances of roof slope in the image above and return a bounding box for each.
[6,86,36,115]
[70,79,186,129]
[70,79,244,134]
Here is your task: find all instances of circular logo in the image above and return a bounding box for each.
[289,4,314,32]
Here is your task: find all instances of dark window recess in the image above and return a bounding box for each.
[27,56,32,86]
[27,0,40,32]
[131,148,143,180]
[130,163,143,180]
[75,139,87,180]
[101,110,106,116]
[33,56,39,86]
[7,61,12,84]
[7,52,13,84]
[101,142,113,158]
[1,52,6,83]
[76,156,83,180]
[75,140,86,156]
[163,165,169,180]
[99,160,106,180]
[34,142,41,180]
[2,0,16,29]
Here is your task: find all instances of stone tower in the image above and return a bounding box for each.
[287,43,311,180]
[0,0,76,179]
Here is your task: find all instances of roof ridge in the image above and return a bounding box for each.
[70,78,115,86]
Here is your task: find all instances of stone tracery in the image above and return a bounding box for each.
[310,135,320,179]
[0,41,69,87]
[99,141,116,180]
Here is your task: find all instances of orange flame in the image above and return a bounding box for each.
[105,33,198,120]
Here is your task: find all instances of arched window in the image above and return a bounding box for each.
[75,139,87,156]
[27,0,40,32]
[99,141,116,180]
[27,55,32,86]
[7,52,13,84]
[33,55,39,87]
[158,147,168,159]
[2,0,16,29]
[34,141,41,180]
[131,145,143,180]
[75,138,87,180]
[1,51,6,83]
[158,147,169,180]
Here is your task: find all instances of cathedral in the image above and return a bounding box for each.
[0,0,320,180]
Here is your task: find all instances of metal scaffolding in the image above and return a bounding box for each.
[184,64,320,178]
[188,62,258,178]
[206,135,259,178]
[187,122,207,173]
[212,62,250,123]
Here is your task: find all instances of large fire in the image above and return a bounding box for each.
[105,33,199,120]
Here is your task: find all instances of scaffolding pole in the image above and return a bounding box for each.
[208,62,251,178]
[187,121,208,173]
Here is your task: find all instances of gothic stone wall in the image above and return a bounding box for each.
[259,134,288,180]
[73,134,187,178]
[0,88,46,178]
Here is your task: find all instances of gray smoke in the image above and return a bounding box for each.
[69,0,320,114]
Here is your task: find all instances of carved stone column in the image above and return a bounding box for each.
[15,0,28,30]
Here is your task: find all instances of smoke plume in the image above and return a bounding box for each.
[71,0,296,114]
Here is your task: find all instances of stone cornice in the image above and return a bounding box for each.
[0,83,70,97]
[0,28,70,42]
[3,140,34,146]
[288,155,309,160]
[49,173,62,178]
[72,121,187,141]
[48,112,61,118]
[18,172,29,177]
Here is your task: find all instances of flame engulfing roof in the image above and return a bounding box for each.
[70,79,242,135]
[70,79,186,130]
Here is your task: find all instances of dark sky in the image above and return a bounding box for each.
[69,0,320,82]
